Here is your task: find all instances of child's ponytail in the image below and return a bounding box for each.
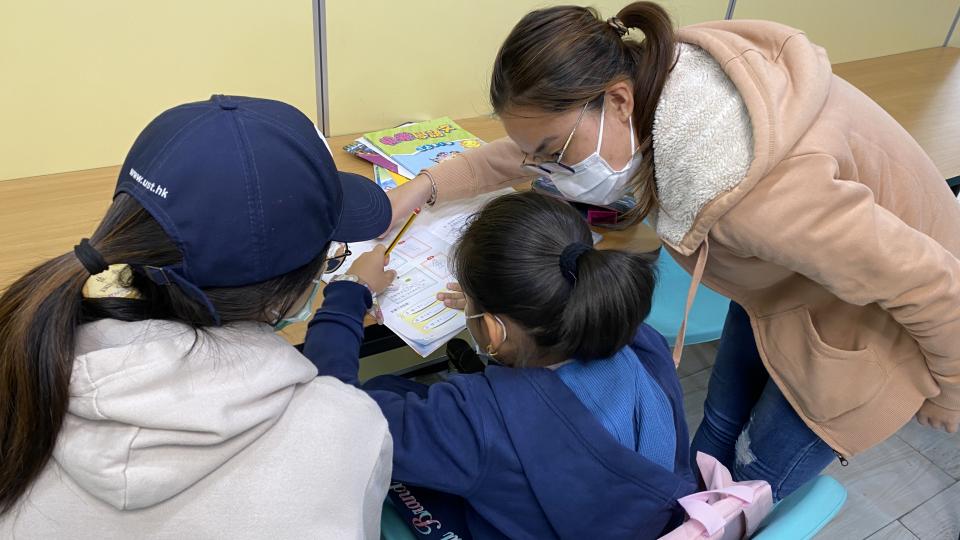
[559,247,656,359]
[454,191,657,365]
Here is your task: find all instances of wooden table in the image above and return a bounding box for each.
[2,47,958,345]
[0,118,659,345]
[327,117,662,253]
[833,47,960,184]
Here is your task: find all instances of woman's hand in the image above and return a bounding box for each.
[384,175,433,235]
[916,399,960,433]
[437,282,466,310]
[347,245,397,294]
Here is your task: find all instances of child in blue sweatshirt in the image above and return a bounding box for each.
[309,191,697,539]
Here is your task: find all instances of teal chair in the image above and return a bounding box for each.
[381,500,417,540]
[647,247,730,346]
[752,476,847,539]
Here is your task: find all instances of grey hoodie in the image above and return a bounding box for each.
[1,319,392,539]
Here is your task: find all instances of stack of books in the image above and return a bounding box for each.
[343,117,483,192]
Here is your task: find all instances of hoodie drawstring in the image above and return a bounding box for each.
[672,239,710,367]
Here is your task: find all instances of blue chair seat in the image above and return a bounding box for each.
[753,476,847,539]
[381,500,417,540]
[647,247,730,346]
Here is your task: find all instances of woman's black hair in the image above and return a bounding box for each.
[453,191,656,363]
[0,193,325,515]
[490,2,677,221]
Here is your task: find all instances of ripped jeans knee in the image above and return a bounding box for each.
[734,418,757,468]
[728,390,836,501]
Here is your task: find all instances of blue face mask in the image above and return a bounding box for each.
[273,279,322,331]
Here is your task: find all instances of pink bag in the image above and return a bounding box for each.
[659,452,774,540]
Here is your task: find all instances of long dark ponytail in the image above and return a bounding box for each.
[453,191,656,364]
[0,193,324,515]
[490,2,677,220]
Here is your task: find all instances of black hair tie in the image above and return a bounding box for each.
[73,238,109,275]
[559,242,592,285]
[607,17,628,37]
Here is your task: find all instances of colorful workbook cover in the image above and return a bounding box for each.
[373,165,409,192]
[363,117,483,177]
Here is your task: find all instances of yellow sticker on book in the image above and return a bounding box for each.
[82,264,141,299]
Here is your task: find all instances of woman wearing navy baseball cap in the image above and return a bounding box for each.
[0,96,396,538]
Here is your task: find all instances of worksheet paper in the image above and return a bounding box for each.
[331,189,514,357]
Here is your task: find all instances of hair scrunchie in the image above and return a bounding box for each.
[559,242,592,285]
[607,17,628,37]
[73,238,109,275]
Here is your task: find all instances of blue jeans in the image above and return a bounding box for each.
[690,303,838,501]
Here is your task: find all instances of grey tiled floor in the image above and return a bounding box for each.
[680,342,960,540]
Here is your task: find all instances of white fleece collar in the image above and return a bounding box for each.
[652,43,754,247]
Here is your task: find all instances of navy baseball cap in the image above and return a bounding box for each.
[115,95,391,323]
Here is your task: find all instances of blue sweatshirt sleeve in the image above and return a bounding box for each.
[307,281,488,495]
[305,280,371,385]
[366,379,488,496]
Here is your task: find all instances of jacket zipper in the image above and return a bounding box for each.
[834,450,849,467]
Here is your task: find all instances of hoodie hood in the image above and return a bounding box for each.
[655,21,833,256]
[485,326,697,538]
[55,319,317,510]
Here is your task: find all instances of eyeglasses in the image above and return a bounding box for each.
[520,99,593,176]
[323,242,351,274]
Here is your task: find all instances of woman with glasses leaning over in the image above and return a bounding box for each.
[387,2,960,500]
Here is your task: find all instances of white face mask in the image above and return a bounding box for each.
[272,279,321,331]
[548,99,641,206]
[465,310,507,362]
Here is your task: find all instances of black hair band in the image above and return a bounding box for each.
[73,238,109,275]
[607,17,628,37]
[559,242,592,285]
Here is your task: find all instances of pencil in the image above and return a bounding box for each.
[385,208,420,255]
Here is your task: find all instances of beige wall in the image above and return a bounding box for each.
[0,1,318,181]
[734,0,960,63]
[3,1,958,180]
[324,1,728,135]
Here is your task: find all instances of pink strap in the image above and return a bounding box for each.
[677,498,725,534]
[677,486,758,535]
[674,453,774,538]
[697,451,734,489]
[672,239,710,367]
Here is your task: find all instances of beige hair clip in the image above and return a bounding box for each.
[82,264,142,299]
[607,17,628,37]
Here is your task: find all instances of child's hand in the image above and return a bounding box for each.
[437,282,466,310]
[347,245,397,294]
